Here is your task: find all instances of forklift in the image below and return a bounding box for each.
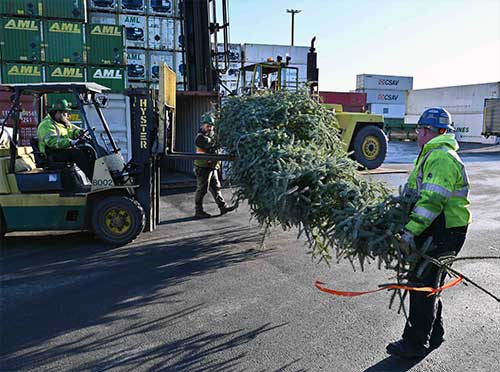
[0,68,174,245]
[235,40,388,170]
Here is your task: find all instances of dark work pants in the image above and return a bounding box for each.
[194,166,226,212]
[403,213,468,349]
[47,148,93,180]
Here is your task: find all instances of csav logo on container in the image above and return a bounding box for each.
[49,22,81,34]
[8,65,41,76]
[378,79,399,87]
[93,69,123,80]
[91,25,121,36]
[4,19,38,31]
[377,93,399,101]
[52,67,83,79]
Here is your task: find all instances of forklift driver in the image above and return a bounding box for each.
[37,99,93,179]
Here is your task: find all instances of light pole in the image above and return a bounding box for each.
[286,9,301,46]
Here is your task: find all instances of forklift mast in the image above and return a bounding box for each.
[183,0,230,91]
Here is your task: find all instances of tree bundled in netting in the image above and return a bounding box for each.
[215,90,500,306]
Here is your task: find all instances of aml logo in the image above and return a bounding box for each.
[52,67,83,78]
[49,22,81,33]
[378,79,399,86]
[93,69,123,80]
[378,93,399,101]
[8,65,41,76]
[90,25,121,36]
[4,19,38,31]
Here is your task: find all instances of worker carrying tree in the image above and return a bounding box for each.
[37,99,93,178]
[387,108,472,359]
[194,113,237,218]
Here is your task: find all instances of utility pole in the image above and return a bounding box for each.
[286,9,301,46]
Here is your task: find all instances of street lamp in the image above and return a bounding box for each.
[286,9,301,46]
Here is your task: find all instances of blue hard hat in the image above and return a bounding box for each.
[418,107,454,131]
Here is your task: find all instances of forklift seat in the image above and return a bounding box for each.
[30,137,67,170]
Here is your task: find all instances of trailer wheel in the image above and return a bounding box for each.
[92,196,145,246]
[353,125,387,169]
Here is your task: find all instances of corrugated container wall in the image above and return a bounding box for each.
[127,48,147,80]
[46,65,86,82]
[163,93,220,173]
[0,0,43,17]
[369,103,405,118]
[483,99,500,135]
[1,62,44,83]
[86,23,125,65]
[406,82,500,143]
[42,0,87,21]
[44,20,85,64]
[88,66,126,91]
[0,91,40,146]
[364,89,406,105]
[0,18,42,62]
[319,91,367,112]
[356,74,413,91]
[147,0,179,16]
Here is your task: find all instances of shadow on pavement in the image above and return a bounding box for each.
[363,355,422,372]
[0,226,272,371]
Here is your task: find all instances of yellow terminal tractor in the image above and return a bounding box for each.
[0,79,171,245]
[236,40,388,169]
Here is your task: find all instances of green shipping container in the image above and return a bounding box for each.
[0,18,42,62]
[0,0,43,17]
[1,62,44,83]
[44,20,85,64]
[86,24,125,66]
[88,66,126,92]
[46,65,86,83]
[42,0,87,21]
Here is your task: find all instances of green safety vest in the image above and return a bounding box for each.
[194,132,219,169]
[404,133,471,236]
[37,114,81,153]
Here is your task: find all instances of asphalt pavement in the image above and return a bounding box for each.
[1,141,499,372]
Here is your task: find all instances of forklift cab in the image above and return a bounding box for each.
[237,61,299,95]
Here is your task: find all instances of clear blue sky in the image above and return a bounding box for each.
[228,0,500,91]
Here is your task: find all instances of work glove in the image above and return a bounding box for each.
[399,229,416,256]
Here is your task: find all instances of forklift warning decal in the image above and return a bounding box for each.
[140,99,148,149]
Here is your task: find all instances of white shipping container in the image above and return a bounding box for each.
[89,12,117,26]
[404,113,497,144]
[148,17,173,50]
[363,89,406,105]
[369,103,406,118]
[243,44,308,65]
[89,0,118,10]
[84,93,132,162]
[127,49,147,80]
[175,51,185,83]
[356,74,413,91]
[119,14,147,48]
[119,0,145,13]
[217,43,242,63]
[147,0,176,16]
[406,82,500,115]
[149,50,174,81]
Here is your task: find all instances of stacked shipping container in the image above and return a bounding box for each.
[356,74,413,127]
[88,0,185,90]
[405,82,500,144]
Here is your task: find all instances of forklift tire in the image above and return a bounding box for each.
[92,196,145,246]
[352,125,387,169]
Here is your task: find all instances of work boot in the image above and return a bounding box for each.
[195,210,212,219]
[386,339,428,359]
[219,204,237,215]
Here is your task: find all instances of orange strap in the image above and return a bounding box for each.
[315,276,463,298]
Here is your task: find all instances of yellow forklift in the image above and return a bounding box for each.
[0,71,175,245]
[236,41,388,169]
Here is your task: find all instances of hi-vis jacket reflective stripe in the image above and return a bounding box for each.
[37,114,81,153]
[404,133,471,236]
